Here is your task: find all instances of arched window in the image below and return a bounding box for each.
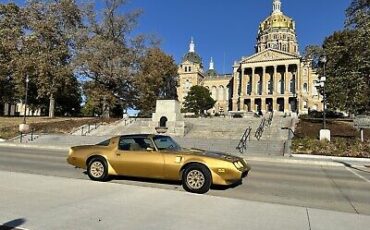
[189,67,192,72]
[211,86,217,100]
[184,80,192,91]
[184,66,188,72]
[159,116,168,127]
[303,83,308,92]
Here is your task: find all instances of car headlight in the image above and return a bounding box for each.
[233,161,243,169]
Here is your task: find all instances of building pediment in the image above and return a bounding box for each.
[240,49,300,64]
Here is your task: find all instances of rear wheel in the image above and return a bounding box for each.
[182,164,211,194]
[87,158,109,181]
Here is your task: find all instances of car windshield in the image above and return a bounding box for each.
[96,139,110,146]
[153,136,181,151]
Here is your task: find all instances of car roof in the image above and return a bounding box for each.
[117,134,170,139]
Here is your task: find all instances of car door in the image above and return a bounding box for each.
[111,136,165,179]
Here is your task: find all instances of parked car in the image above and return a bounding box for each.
[67,134,250,193]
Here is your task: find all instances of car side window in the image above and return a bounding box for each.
[119,137,154,151]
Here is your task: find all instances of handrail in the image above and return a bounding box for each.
[266,111,274,127]
[81,122,100,136]
[255,118,266,140]
[236,126,252,154]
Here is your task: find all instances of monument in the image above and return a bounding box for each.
[151,100,185,136]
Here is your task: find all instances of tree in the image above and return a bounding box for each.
[76,0,144,118]
[134,47,178,115]
[183,86,216,116]
[320,0,370,115]
[22,0,82,118]
[302,45,324,68]
[304,0,370,115]
[0,3,24,112]
[323,30,369,115]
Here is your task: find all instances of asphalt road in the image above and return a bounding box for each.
[1,146,370,215]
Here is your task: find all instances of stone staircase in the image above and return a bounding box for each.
[184,117,261,139]
[85,118,144,136]
[66,113,295,156]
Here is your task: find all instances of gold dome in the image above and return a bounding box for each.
[260,14,295,31]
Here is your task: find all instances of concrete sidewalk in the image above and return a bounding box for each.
[1,171,369,230]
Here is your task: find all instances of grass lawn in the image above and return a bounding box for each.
[293,119,370,158]
[0,117,119,139]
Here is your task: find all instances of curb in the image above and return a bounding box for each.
[244,156,344,167]
[0,143,69,151]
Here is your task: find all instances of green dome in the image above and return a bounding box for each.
[206,69,217,77]
[183,52,202,64]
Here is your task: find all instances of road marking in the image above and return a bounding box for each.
[346,167,370,183]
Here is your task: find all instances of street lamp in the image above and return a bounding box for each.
[19,74,30,135]
[23,75,29,124]
[314,55,330,141]
[320,55,327,129]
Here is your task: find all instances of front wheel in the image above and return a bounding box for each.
[182,164,211,194]
[87,158,109,181]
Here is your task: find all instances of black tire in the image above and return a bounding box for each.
[87,157,109,181]
[182,163,212,194]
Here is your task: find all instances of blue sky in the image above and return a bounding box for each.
[3,0,351,74]
[123,0,351,74]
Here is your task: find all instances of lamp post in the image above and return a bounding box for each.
[320,55,327,129]
[23,75,29,124]
[315,55,330,141]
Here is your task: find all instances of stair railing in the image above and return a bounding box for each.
[236,126,252,154]
[266,111,274,127]
[254,118,266,140]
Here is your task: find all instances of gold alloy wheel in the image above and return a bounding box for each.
[186,170,205,189]
[90,161,104,178]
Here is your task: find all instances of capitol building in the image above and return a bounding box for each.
[177,0,323,115]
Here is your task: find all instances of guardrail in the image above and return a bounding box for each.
[236,126,252,154]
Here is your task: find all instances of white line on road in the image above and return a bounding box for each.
[345,167,370,183]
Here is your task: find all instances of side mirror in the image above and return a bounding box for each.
[146,147,154,151]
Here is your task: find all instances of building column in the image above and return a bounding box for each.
[262,66,267,95]
[261,98,266,113]
[251,68,256,95]
[232,99,238,111]
[273,97,278,112]
[240,97,245,111]
[232,67,240,99]
[240,68,245,97]
[251,98,255,112]
[284,97,289,113]
[274,65,278,95]
[285,65,290,94]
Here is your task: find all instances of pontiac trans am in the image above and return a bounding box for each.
[67,134,250,194]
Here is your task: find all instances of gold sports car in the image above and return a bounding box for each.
[67,134,250,194]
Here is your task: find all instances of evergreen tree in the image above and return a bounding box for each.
[183,86,215,116]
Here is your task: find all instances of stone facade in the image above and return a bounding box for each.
[177,0,323,115]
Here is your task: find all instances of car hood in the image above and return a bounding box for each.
[183,148,241,162]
